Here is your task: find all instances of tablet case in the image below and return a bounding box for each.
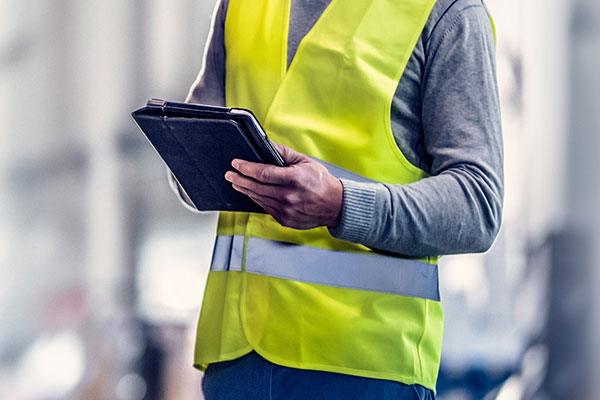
[131,99,285,213]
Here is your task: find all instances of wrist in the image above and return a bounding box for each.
[325,178,343,229]
[328,179,377,244]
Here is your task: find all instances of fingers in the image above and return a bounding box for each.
[231,183,280,209]
[231,159,294,185]
[230,182,283,220]
[225,171,281,199]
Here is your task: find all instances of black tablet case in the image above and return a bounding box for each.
[131,100,283,213]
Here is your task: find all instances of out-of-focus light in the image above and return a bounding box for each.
[443,389,474,400]
[155,262,204,312]
[116,373,147,400]
[0,227,8,264]
[494,376,523,400]
[0,226,11,306]
[137,227,213,324]
[520,344,548,395]
[497,54,518,108]
[442,254,490,311]
[14,330,86,398]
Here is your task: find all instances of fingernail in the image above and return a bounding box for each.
[232,159,239,169]
[224,172,232,181]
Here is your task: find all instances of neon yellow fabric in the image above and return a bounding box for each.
[241,274,444,386]
[195,0,444,390]
[194,271,250,366]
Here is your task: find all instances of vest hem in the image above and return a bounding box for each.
[193,346,253,372]
[249,344,437,393]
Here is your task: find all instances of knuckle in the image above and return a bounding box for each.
[289,173,302,187]
[236,162,248,175]
[281,192,295,205]
[248,181,259,193]
[279,206,297,225]
[258,168,271,182]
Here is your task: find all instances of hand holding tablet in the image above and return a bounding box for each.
[132,99,285,212]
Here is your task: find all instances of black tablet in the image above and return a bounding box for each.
[132,99,285,213]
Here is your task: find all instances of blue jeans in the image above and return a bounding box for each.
[202,351,435,400]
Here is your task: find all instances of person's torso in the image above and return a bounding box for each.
[219,0,485,172]
[194,0,444,390]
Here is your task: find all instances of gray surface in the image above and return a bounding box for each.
[211,235,440,300]
[180,0,503,257]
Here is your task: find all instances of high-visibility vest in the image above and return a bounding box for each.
[194,0,445,390]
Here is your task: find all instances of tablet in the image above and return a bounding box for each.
[132,99,285,212]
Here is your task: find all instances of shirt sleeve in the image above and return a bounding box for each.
[185,0,227,106]
[329,4,503,257]
[168,0,228,212]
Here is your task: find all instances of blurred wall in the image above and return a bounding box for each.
[550,0,600,398]
[0,1,218,398]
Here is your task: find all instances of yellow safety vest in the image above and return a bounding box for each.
[195,0,445,390]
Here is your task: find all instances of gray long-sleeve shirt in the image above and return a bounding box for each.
[175,0,503,257]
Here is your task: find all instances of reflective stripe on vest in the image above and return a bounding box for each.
[210,235,441,301]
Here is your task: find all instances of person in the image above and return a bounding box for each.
[169,0,502,398]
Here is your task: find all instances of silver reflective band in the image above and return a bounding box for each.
[210,235,244,272]
[210,235,440,301]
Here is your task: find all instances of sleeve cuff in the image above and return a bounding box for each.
[328,178,377,244]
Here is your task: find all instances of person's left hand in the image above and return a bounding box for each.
[224,143,343,230]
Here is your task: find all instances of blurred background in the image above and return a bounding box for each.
[0,0,598,399]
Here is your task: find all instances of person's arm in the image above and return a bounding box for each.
[229,3,503,257]
[168,0,228,212]
[329,3,503,257]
